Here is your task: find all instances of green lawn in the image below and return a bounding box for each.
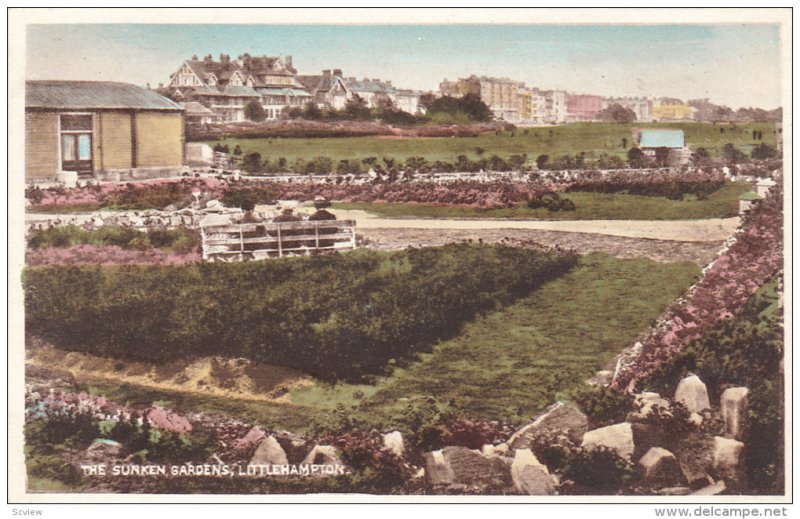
[208,122,777,164]
[66,254,699,432]
[334,182,750,220]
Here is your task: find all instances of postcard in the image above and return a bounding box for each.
[7,7,792,506]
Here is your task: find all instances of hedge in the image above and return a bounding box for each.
[24,244,578,382]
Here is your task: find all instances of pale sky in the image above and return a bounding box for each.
[26,24,782,109]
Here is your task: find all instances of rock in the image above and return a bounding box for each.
[382,430,405,457]
[86,439,123,459]
[235,426,266,448]
[249,436,288,466]
[720,387,749,440]
[582,422,635,461]
[509,402,589,449]
[689,413,704,427]
[424,447,512,489]
[302,445,343,467]
[637,447,687,486]
[712,436,745,483]
[674,375,711,413]
[481,444,509,457]
[628,392,671,422]
[658,487,692,496]
[424,450,456,486]
[206,199,222,209]
[511,449,556,495]
[274,431,315,464]
[691,480,727,495]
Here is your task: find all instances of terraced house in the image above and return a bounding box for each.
[25,80,184,183]
[160,54,310,121]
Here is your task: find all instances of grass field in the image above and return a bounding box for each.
[208,122,778,164]
[334,182,750,220]
[67,253,699,431]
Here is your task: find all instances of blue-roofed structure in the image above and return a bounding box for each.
[639,129,685,149]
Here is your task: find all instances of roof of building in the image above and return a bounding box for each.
[347,79,395,94]
[180,101,218,116]
[256,87,312,97]
[639,129,685,148]
[296,74,346,95]
[26,81,183,111]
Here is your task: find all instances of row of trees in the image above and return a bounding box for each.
[244,93,495,125]
[24,244,578,382]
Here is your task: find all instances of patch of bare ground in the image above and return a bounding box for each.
[358,228,723,266]
[25,337,313,403]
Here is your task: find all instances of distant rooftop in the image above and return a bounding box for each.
[27,81,182,111]
[639,129,685,149]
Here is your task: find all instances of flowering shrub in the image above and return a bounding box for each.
[321,432,415,491]
[442,419,513,450]
[611,177,783,391]
[26,244,201,266]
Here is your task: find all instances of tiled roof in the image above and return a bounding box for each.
[639,129,685,149]
[180,101,217,116]
[26,81,182,111]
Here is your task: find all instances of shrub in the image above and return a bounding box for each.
[526,192,576,212]
[560,447,632,494]
[572,386,635,428]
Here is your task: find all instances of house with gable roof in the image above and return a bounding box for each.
[296,69,351,110]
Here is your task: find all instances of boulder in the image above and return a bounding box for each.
[302,445,342,466]
[582,422,635,461]
[481,444,508,457]
[720,387,749,440]
[712,436,745,483]
[674,434,715,490]
[511,449,556,495]
[691,480,727,496]
[249,436,288,466]
[637,447,687,487]
[424,450,456,486]
[424,447,512,489]
[235,426,266,448]
[274,431,315,464]
[689,413,704,427]
[86,439,123,459]
[382,430,405,457]
[674,375,711,413]
[628,392,671,422]
[509,402,589,449]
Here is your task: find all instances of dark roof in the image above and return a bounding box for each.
[297,74,346,95]
[27,81,182,111]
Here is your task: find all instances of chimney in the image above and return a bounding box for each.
[284,55,292,69]
[333,69,342,76]
[146,82,151,90]
[158,83,163,89]
[386,81,392,87]
[205,54,213,62]
[371,78,379,82]
[191,54,198,60]
[322,69,331,77]
[220,54,229,63]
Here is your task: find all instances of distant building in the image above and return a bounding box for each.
[296,69,351,110]
[181,101,222,127]
[566,94,603,122]
[161,54,309,122]
[26,80,184,183]
[637,128,690,166]
[652,100,695,121]
[602,97,653,122]
[344,77,423,114]
[545,90,568,124]
[440,75,523,121]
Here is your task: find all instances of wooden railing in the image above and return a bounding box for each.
[200,219,357,261]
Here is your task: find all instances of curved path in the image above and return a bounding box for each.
[330,209,740,243]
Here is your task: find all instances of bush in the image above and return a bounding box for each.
[561,447,632,494]
[527,192,576,212]
[27,226,199,254]
[751,143,777,160]
[25,244,578,382]
[572,386,635,428]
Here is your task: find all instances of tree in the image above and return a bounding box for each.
[722,143,747,163]
[344,95,371,120]
[654,147,671,167]
[302,102,323,120]
[244,100,266,122]
[598,103,636,123]
[458,93,494,122]
[240,152,262,173]
[627,147,645,168]
[751,143,777,160]
[535,154,550,169]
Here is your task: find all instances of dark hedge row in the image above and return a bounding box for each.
[24,244,578,382]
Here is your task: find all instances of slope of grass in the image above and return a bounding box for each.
[334,182,750,220]
[209,122,777,164]
[49,254,699,432]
